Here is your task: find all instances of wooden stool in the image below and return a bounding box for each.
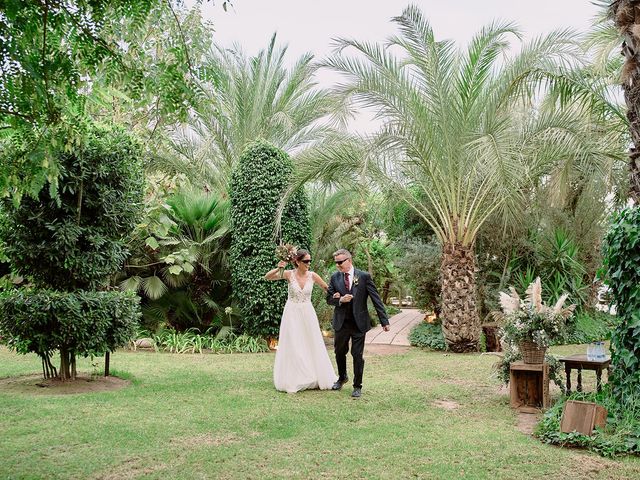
[510,361,550,413]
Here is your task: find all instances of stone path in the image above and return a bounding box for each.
[366,308,424,346]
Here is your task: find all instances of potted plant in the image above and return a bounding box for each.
[498,277,574,363]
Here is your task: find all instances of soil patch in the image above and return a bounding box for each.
[516,412,541,435]
[433,399,460,410]
[0,374,130,395]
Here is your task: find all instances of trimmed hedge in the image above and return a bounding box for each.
[0,289,140,359]
[230,141,311,337]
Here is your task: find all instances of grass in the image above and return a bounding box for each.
[1,345,639,479]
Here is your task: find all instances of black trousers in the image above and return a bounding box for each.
[334,320,366,389]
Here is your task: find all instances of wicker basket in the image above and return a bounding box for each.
[519,340,546,364]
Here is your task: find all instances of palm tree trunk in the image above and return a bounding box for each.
[612,0,640,202]
[440,242,480,352]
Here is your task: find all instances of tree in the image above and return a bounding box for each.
[295,6,623,351]
[611,0,640,201]
[154,34,343,193]
[230,141,310,337]
[0,123,144,379]
[0,0,226,200]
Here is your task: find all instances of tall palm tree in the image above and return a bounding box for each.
[610,0,640,202]
[293,6,618,352]
[155,34,343,193]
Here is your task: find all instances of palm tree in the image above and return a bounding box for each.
[610,0,640,202]
[155,34,343,193]
[293,6,618,352]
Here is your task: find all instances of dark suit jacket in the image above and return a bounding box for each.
[326,268,389,333]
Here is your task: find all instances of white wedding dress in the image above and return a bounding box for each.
[273,271,338,393]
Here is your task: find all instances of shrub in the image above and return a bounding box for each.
[602,206,640,399]
[535,387,640,457]
[0,289,140,377]
[230,141,311,337]
[0,124,144,290]
[395,237,441,314]
[0,123,144,379]
[409,322,446,350]
[119,183,231,331]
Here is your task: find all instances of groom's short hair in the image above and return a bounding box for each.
[333,248,352,258]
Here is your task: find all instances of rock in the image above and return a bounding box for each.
[135,338,154,349]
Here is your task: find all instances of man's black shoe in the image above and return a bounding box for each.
[331,377,348,390]
[351,388,362,398]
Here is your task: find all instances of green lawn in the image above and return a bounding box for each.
[1,345,638,480]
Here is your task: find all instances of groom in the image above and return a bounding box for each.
[326,248,389,398]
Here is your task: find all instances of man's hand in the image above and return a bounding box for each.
[340,294,353,303]
[333,292,341,299]
[383,325,390,332]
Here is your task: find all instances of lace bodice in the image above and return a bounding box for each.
[287,271,313,303]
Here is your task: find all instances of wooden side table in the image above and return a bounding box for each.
[558,354,611,395]
[510,361,550,413]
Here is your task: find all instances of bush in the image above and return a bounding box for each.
[0,125,144,290]
[119,183,231,331]
[535,387,640,457]
[230,141,311,337]
[602,206,640,399]
[409,322,446,350]
[0,123,144,379]
[395,237,441,314]
[0,289,140,375]
[147,327,269,354]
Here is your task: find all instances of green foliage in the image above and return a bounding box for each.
[409,322,446,351]
[147,327,269,354]
[535,387,640,457]
[562,311,618,345]
[120,179,231,331]
[160,33,342,192]
[0,124,144,290]
[0,289,140,359]
[230,141,311,337]
[602,206,640,399]
[0,1,221,199]
[395,237,441,314]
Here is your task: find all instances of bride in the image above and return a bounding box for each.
[264,249,338,393]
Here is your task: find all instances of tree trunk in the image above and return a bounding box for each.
[382,279,391,304]
[58,347,76,381]
[440,242,480,352]
[59,347,71,381]
[612,0,640,203]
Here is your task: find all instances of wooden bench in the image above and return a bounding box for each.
[558,354,611,394]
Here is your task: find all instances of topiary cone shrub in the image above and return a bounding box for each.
[230,140,311,338]
[0,124,144,380]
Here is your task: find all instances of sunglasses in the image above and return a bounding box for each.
[335,258,350,265]
[300,259,311,264]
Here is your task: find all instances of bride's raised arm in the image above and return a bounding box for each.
[311,272,329,292]
[264,261,290,281]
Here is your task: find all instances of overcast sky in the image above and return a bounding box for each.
[192,1,603,131]
[201,1,601,57]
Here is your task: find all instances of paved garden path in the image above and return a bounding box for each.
[366,308,424,346]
